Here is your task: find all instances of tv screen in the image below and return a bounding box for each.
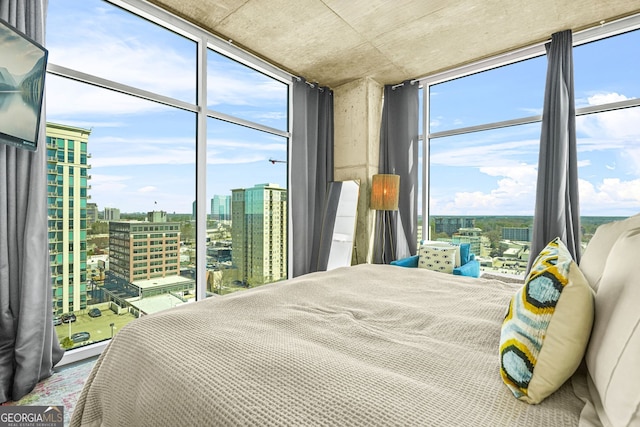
[0,18,48,151]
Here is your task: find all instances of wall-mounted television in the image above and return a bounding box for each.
[0,18,48,151]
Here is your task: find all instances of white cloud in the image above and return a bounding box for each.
[91,144,195,168]
[579,178,640,214]
[88,174,130,197]
[138,186,157,193]
[207,138,286,152]
[207,70,286,107]
[47,77,168,117]
[587,92,629,105]
[86,135,285,168]
[46,2,286,120]
[577,92,640,140]
[430,161,538,215]
[431,137,539,168]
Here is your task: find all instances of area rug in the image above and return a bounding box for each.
[1,357,97,426]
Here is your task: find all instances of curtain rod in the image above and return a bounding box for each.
[295,76,329,92]
[391,80,418,90]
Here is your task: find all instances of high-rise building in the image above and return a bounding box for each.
[46,122,91,315]
[87,202,99,226]
[104,207,120,221]
[211,195,231,221]
[231,183,287,285]
[107,216,180,284]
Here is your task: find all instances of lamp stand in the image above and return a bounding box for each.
[378,210,395,264]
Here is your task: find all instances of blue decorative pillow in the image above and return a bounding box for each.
[459,243,471,265]
[390,255,418,267]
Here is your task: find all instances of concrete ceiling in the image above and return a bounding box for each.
[148,0,640,88]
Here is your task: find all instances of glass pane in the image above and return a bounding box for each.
[577,106,640,242]
[47,0,196,103]
[429,123,541,278]
[429,56,546,133]
[207,50,289,131]
[206,118,287,296]
[574,29,640,108]
[47,74,196,350]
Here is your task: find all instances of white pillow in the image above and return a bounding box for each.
[418,245,457,274]
[421,240,461,267]
[585,227,640,427]
[579,213,640,292]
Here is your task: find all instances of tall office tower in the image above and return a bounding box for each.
[104,207,121,221]
[211,195,231,221]
[87,202,99,225]
[46,122,91,315]
[107,218,180,283]
[231,184,287,285]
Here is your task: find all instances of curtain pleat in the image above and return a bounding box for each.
[291,79,334,277]
[0,0,63,404]
[528,30,581,273]
[375,81,419,263]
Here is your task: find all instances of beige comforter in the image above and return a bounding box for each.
[70,264,585,426]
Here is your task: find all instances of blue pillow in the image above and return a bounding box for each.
[390,254,419,267]
[459,243,471,265]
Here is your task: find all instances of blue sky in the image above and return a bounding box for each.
[46,0,639,217]
[429,30,640,217]
[46,0,287,214]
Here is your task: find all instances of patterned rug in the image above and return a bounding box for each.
[1,357,97,427]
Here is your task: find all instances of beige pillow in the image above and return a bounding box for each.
[418,245,457,274]
[500,237,594,404]
[585,227,640,427]
[579,213,640,292]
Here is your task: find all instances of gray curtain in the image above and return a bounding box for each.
[528,30,581,273]
[291,78,334,277]
[374,81,419,264]
[0,0,63,404]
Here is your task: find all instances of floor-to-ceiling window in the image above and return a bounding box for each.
[46,0,291,358]
[420,15,640,278]
[205,51,289,295]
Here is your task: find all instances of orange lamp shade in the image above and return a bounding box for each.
[370,174,400,211]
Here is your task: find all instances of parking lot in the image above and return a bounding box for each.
[55,307,137,349]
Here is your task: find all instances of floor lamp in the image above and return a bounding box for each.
[370,174,400,264]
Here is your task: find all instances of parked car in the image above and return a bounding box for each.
[53,316,62,326]
[61,313,76,323]
[88,308,102,318]
[70,332,90,343]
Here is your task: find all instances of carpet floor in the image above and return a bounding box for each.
[1,357,97,427]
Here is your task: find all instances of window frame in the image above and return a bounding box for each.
[51,0,293,365]
[418,13,640,240]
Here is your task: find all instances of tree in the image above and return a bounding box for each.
[89,221,109,235]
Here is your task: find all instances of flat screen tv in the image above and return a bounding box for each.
[0,18,48,151]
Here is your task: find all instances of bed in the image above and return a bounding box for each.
[70,215,640,427]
